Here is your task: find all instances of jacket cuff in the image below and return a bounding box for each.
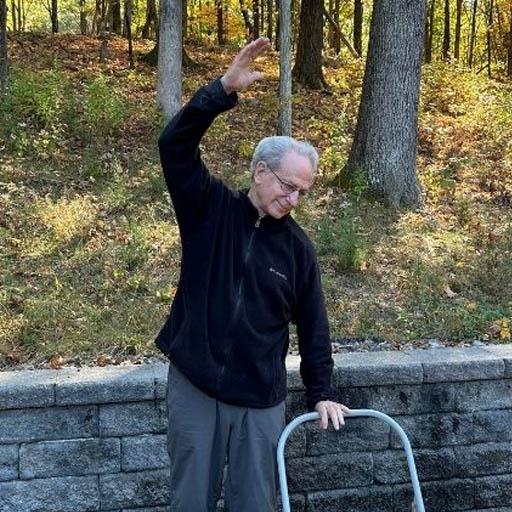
[191,77,238,111]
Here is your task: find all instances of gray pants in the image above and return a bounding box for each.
[166,363,286,512]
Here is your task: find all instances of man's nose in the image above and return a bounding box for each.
[287,190,300,207]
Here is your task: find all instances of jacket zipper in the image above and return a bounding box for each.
[218,215,263,386]
[233,215,263,318]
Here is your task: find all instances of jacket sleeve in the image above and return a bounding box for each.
[158,78,238,234]
[293,254,337,411]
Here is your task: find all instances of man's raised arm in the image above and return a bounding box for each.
[158,37,271,231]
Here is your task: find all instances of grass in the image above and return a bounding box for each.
[0,34,511,368]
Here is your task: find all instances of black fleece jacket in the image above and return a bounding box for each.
[156,78,336,411]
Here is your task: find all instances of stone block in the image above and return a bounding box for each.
[284,424,306,459]
[100,401,166,437]
[306,485,394,512]
[371,383,455,415]
[374,447,456,484]
[100,469,170,510]
[306,416,389,456]
[0,405,98,443]
[55,365,157,405]
[154,363,169,400]
[454,442,512,477]
[455,379,512,412]
[19,438,120,479]
[390,413,473,448]
[394,477,474,511]
[502,358,511,377]
[337,386,372,410]
[286,453,373,492]
[0,444,18,481]
[277,493,306,512]
[406,347,504,382]
[0,475,99,512]
[121,435,169,471]
[334,351,423,387]
[122,508,170,512]
[473,409,512,443]
[0,368,64,409]
[474,474,512,508]
[464,509,512,512]
[483,344,512,378]
[285,391,307,423]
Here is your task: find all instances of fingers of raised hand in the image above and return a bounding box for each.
[237,37,270,65]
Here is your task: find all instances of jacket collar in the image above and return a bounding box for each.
[240,189,290,229]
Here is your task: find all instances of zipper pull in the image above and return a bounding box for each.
[255,216,263,228]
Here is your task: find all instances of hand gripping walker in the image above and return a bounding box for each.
[277,409,426,512]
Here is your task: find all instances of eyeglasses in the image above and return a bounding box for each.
[263,163,309,198]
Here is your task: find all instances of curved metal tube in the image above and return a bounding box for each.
[277,409,425,512]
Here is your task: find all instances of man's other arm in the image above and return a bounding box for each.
[294,257,350,429]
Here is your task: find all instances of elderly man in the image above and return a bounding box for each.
[156,36,349,512]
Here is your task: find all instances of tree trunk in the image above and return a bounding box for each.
[275,0,280,49]
[353,0,362,56]
[158,0,182,119]
[454,0,462,60]
[0,0,8,93]
[442,0,450,60]
[144,11,195,68]
[508,3,512,77]
[93,0,106,34]
[239,0,253,40]
[469,0,477,67]
[20,0,26,31]
[253,0,260,37]
[181,0,196,67]
[111,0,122,34]
[345,0,426,208]
[10,0,16,31]
[292,0,326,89]
[424,0,434,63]
[327,0,335,50]
[487,0,493,77]
[260,0,265,36]
[79,0,88,34]
[496,3,510,68]
[51,0,58,33]
[323,5,359,57]
[124,0,134,67]
[141,0,158,39]
[266,0,273,40]
[278,0,291,135]
[182,0,188,39]
[332,0,340,53]
[216,0,225,45]
[92,0,99,34]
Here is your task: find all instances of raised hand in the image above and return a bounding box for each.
[220,37,272,95]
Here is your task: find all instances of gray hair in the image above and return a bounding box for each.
[250,136,319,176]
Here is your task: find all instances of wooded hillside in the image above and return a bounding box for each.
[1,0,511,369]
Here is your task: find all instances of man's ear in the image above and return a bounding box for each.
[252,161,266,184]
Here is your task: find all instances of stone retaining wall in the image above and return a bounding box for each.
[0,344,511,512]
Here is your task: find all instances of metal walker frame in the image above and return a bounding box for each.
[277,409,426,512]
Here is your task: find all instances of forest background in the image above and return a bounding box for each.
[0,0,511,370]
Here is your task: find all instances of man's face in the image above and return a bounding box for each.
[251,151,315,219]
